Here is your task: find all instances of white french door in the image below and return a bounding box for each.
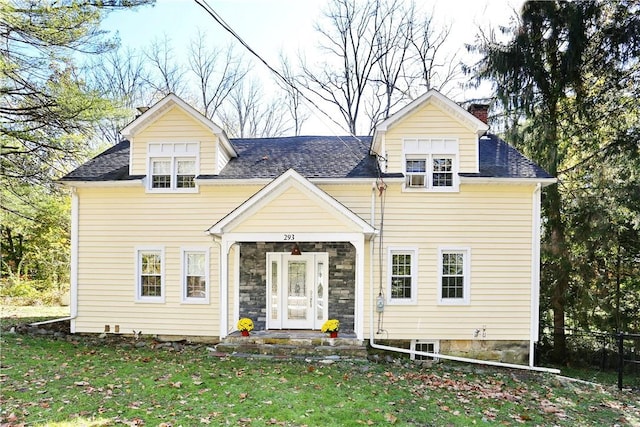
[266,252,328,330]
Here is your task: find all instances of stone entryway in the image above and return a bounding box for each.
[214,329,367,359]
[238,242,356,333]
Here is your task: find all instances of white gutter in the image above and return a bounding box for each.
[367,183,560,374]
[196,177,405,186]
[58,179,144,188]
[459,177,557,187]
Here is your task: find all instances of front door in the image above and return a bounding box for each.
[267,252,328,329]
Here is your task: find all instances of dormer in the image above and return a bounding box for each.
[121,94,237,193]
[371,90,489,192]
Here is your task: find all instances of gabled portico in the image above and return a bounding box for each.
[208,169,377,340]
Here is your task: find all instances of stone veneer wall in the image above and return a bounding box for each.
[238,242,356,332]
[369,339,530,364]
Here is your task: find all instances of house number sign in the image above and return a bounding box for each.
[283,234,295,241]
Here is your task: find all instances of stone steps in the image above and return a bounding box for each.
[213,331,368,360]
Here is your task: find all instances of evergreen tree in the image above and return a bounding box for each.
[471,0,640,362]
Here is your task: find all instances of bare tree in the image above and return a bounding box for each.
[144,34,187,97]
[218,80,290,138]
[87,46,153,143]
[299,0,388,135]
[406,6,460,97]
[298,0,458,135]
[276,54,309,136]
[365,0,413,131]
[188,30,248,119]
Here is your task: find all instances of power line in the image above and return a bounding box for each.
[192,0,373,159]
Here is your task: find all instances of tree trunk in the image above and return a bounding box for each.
[545,182,569,364]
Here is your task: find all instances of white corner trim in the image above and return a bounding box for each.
[70,190,79,332]
[530,184,542,366]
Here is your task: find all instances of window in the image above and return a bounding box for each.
[405,155,455,190]
[406,159,427,187]
[136,248,164,302]
[176,159,196,188]
[403,138,458,191]
[181,249,209,303]
[147,142,199,192]
[388,248,417,304]
[438,248,470,304]
[432,157,453,187]
[151,159,171,188]
[411,340,439,362]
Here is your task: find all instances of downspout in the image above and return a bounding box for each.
[367,182,559,374]
[530,183,542,367]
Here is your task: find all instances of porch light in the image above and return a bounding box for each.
[291,243,301,255]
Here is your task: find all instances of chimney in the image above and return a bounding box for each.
[468,103,489,124]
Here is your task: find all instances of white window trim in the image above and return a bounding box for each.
[181,247,210,304]
[403,154,458,192]
[438,247,471,305]
[135,246,165,303]
[146,142,200,193]
[410,339,440,362]
[402,138,459,192]
[387,247,418,305]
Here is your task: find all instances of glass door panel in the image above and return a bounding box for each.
[287,261,307,320]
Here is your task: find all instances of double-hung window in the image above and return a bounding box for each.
[182,249,209,303]
[438,248,470,304]
[147,142,199,192]
[388,248,417,304]
[403,138,458,191]
[136,248,165,303]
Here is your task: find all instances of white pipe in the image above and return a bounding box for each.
[367,184,560,374]
[530,183,543,367]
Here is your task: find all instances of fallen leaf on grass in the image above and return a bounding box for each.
[385,413,398,423]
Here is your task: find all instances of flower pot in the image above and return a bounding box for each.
[241,330,250,336]
[330,331,338,338]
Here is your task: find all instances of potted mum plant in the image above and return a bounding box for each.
[237,318,254,336]
[321,319,340,338]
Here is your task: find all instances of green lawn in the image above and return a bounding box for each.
[1,309,639,426]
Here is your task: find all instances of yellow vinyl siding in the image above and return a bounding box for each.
[233,186,357,233]
[130,106,219,176]
[361,183,536,340]
[74,185,258,336]
[383,102,478,173]
[320,182,535,340]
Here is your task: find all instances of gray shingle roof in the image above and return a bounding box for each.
[60,140,143,181]
[60,134,552,182]
[459,134,553,179]
[211,136,378,179]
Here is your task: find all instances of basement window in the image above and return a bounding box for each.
[410,339,439,362]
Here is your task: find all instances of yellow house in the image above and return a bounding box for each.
[60,90,555,366]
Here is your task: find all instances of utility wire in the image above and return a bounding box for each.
[193,0,373,161]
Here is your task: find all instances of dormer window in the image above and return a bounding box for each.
[403,138,458,192]
[147,142,199,192]
[406,159,427,187]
